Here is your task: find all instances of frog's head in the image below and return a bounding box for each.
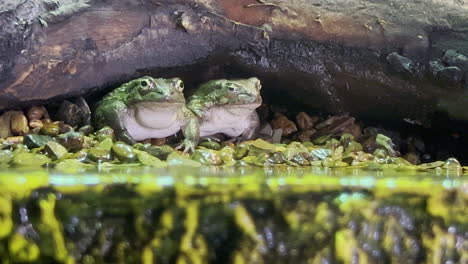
[127,77,185,105]
[217,77,262,105]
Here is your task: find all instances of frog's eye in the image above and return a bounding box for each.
[175,80,184,91]
[140,80,149,87]
[227,84,238,92]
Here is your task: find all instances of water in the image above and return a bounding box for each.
[0,167,466,263]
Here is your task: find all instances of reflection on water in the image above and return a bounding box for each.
[0,166,465,194]
[0,166,466,263]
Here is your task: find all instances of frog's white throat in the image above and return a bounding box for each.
[131,103,183,129]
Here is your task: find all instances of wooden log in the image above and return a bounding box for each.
[0,0,467,122]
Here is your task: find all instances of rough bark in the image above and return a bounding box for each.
[1,0,467,123]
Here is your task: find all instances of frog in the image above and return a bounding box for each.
[94,76,199,152]
[187,77,262,142]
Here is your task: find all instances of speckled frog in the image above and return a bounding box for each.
[187,77,262,141]
[94,76,199,151]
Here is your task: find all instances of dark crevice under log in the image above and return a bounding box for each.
[1,0,468,124]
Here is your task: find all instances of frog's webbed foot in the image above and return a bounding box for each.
[175,138,196,154]
[201,134,224,143]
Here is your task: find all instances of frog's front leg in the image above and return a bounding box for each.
[187,95,223,118]
[177,108,200,153]
[96,101,136,145]
[237,112,260,143]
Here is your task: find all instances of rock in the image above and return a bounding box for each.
[12,153,51,167]
[23,134,54,149]
[295,112,318,130]
[258,123,273,137]
[44,141,69,160]
[134,144,173,160]
[29,120,43,130]
[95,126,115,142]
[315,115,342,130]
[234,143,249,160]
[26,106,49,122]
[296,129,317,142]
[57,132,84,151]
[386,52,415,75]
[134,149,167,167]
[271,129,283,144]
[87,147,113,163]
[0,111,20,138]
[99,138,114,151]
[404,152,421,165]
[192,148,223,166]
[0,149,13,164]
[166,152,201,167]
[59,122,74,134]
[56,97,91,127]
[310,148,332,160]
[5,136,24,144]
[271,113,297,136]
[375,134,397,157]
[150,138,166,146]
[313,115,356,142]
[10,112,29,136]
[78,125,94,135]
[342,123,362,140]
[442,50,468,71]
[111,141,137,162]
[40,121,60,136]
[199,140,222,150]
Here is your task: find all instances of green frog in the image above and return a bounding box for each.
[94,76,199,152]
[187,77,262,141]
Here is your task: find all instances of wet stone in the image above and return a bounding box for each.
[259,123,273,137]
[150,138,166,146]
[10,112,29,136]
[26,106,48,121]
[295,112,318,130]
[0,149,13,164]
[135,150,166,168]
[59,122,74,134]
[56,97,91,127]
[199,140,222,150]
[134,144,173,160]
[24,134,55,149]
[87,147,113,163]
[78,125,94,135]
[342,123,362,140]
[12,153,51,167]
[296,129,317,142]
[29,120,43,130]
[271,129,283,144]
[111,142,137,162]
[404,152,421,165]
[386,52,414,75]
[5,136,23,145]
[40,122,60,136]
[95,126,115,142]
[0,111,17,138]
[57,132,84,151]
[271,113,297,136]
[45,141,69,160]
[192,148,223,166]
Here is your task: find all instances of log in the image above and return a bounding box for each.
[1,0,467,123]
